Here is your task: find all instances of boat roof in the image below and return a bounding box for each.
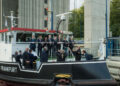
[0,28,56,33]
[0,28,73,35]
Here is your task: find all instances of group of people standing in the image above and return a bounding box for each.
[29,35,74,58]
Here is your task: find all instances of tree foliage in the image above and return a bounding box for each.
[68,6,84,38]
[69,0,120,38]
[110,0,120,37]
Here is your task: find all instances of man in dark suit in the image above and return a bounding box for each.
[43,36,48,48]
[29,49,37,69]
[15,51,21,65]
[72,47,81,61]
[40,47,48,62]
[56,50,67,62]
[57,35,62,50]
[30,35,36,51]
[23,48,30,69]
[63,37,68,53]
[48,35,53,57]
[53,36,57,57]
[69,37,74,57]
[69,37,74,50]
[37,35,43,57]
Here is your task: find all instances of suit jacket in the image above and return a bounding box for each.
[56,51,67,62]
[73,49,81,61]
[48,38,53,48]
[40,50,48,62]
[30,39,36,50]
[29,53,37,63]
[23,51,30,65]
[53,39,57,46]
[43,39,48,48]
[38,39,43,49]
[69,39,74,50]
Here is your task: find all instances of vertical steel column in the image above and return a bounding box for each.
[106,0,108,58]
[51,0,53,30]
[0,0,2,30]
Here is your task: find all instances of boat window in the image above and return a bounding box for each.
[17,33,32,42]
[108,38,120,56]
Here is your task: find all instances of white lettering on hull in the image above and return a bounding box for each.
[0,66,17,73]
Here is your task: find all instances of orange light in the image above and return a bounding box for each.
[46,8,48,11]
[46,17,48,21]
[46,28,48,31]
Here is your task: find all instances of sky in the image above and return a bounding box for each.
[70,0,84,10]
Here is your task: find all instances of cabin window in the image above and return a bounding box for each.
[17,33,32,42]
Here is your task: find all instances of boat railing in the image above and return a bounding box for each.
[12,41,84,60]
[7,41,105,70]
[107,37,120,57]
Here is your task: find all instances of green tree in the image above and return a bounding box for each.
[68,6,84,38]
[110,0,120,37]
[69,0,120,38]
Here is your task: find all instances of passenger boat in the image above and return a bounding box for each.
[0,27,117,86]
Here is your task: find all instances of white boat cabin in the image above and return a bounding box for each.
[0,27,73,62]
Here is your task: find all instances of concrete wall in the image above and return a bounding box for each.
[18,0,44,29]
[84,0,110,57]
[18,0,70,31]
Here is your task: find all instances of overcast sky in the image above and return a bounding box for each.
[70,0,84,10]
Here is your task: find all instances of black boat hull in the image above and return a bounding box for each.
[0,61,117,86]
[0,79,117,86]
